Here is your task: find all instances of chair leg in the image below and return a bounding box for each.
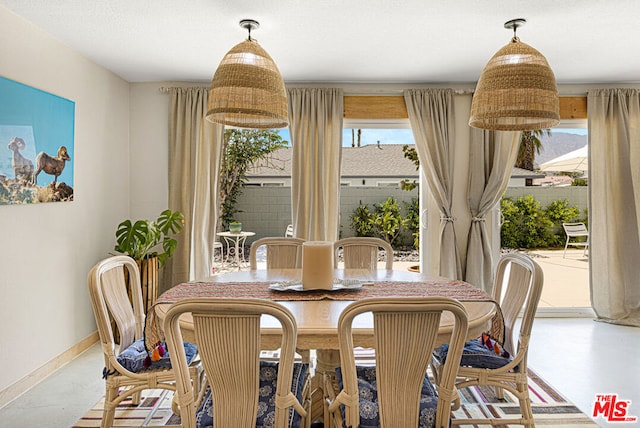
[563,238,569,258]
[102,386,118,428]
[518,382,535,428]
[451,386,461,411]
[132,390,141,405]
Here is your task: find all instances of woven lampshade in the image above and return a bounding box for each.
[469,33,560,131]
[206,34,288,129]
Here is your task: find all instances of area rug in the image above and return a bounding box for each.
[74,368,598,427]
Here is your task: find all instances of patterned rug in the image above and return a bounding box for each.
[74,368,598,427]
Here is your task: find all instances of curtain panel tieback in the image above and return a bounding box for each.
[471,217,486,222]
[440,216,456,222]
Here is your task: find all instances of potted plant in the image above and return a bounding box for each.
[229,221,242,233]
[114,209,185,311]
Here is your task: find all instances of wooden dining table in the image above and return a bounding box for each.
[150,268,498,351]
[148,268,498,423]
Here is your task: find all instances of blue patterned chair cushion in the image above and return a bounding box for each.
[335,365,439,428]
[114,338,198,373]
[195,361,309,428]
[433,338,517,371]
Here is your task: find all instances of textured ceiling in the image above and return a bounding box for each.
[1,0,639,85]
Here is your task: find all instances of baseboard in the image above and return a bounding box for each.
[536,306,596,318]
[0,331,99,409]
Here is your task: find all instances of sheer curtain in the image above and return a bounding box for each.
[588,88,640,327]
[465,128,520,292]
[404,88,462,279]
[163,87,224,292]
[287,88,343,241]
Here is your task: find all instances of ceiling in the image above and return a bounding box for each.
[2,0,640,85]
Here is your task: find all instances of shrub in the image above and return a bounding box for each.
[500,195,554,248]
[371,197,407,245]
[403,197,420,249]
[350,197,411,248]
[572,177,588,186]
[544,199,582,246]
[500,195,584,249]
[350,203,374,237]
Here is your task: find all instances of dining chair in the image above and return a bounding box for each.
[333,237,394,270]
[87,255,202,428]
[431,252,544,427]
[324,297,469,428]
[163,298,310,428]
[562,222,589,258]
[249,237,305,270]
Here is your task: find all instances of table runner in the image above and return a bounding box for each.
[144,280,503,350]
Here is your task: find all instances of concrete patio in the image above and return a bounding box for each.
[526,248,590,308]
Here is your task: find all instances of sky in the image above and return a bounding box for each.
[278,128,414,147]
[278,127,587,147]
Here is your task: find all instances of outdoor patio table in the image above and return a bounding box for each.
[216,230,255,269]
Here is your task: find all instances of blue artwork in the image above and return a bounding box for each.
[0,76,75,204]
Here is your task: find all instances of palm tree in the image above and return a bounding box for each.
[516,129,551,171]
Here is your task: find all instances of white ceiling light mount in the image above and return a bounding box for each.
[469,18,560,131]
[206,19,288,129]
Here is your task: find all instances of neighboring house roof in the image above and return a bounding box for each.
[247,143,418,179]
[247,144,542,179]
[510,167,545,179]
[533,175,575,186]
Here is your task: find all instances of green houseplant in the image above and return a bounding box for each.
[113,209,185,313]
[114,209,185,267]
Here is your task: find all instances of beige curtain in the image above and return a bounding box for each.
[588,88,640,327]
[465,128,520,292]
[163,87,224,292]
[404,89,462,279]
[288,88,343,241]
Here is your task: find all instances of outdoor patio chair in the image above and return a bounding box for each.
[211,240,225,272]
[431,252,544,427]
[249,237,305,270]
[285,224,294,237]
[87,255,202,428]
[562,222,589,258]
[324,297,468,428]
[163,298,310,428]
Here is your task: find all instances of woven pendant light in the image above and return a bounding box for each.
[469,18,560,131]
[206,19,288,129]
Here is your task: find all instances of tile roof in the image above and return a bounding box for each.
[247,144,541,179]
[248,143,418,178]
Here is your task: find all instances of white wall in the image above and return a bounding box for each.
[129,82,206,221]
[0,6,130,396]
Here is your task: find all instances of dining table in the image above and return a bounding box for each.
[147,268,500,423]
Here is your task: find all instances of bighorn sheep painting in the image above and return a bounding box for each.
[33,146,71,185]
[1,76,75,205]
[7,137,34,182]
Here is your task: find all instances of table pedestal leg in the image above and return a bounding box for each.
[310,349,341,425]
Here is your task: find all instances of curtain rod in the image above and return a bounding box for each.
[158,86,474,95]
[159,86,208,93]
